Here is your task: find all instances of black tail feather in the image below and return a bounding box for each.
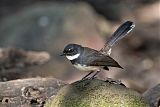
[100,21,135,53]
[107,21,135,47]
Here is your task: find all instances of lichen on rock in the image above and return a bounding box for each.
[46,79,149,107]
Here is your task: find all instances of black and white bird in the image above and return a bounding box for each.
[61,21,135,79]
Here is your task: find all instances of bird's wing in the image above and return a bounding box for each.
[82,48,122,68]
[87,54,122,68]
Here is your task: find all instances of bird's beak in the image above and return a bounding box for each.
[60,53,65,56]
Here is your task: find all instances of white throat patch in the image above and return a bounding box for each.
[66,53,80,60]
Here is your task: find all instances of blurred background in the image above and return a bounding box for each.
[0,0,159,93]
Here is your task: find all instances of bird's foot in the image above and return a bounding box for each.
[105,78,126,87]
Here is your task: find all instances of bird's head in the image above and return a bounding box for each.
[61,44,83,60]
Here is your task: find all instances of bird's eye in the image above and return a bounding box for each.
[68,49,74,52]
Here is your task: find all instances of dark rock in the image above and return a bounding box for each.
[143,84,160,107]
[0,78,67,107]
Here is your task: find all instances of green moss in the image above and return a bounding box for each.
[46,79,149,107]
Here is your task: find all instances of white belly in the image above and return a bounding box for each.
[74,64,100,71]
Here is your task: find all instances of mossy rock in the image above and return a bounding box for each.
[46,79,149,107]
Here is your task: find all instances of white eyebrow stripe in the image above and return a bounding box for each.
[66,53,80,60]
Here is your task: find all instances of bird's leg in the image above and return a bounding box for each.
[81,71,94,80]
[90,71,100,79]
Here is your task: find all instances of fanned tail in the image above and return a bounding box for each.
[100,21,135,55]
